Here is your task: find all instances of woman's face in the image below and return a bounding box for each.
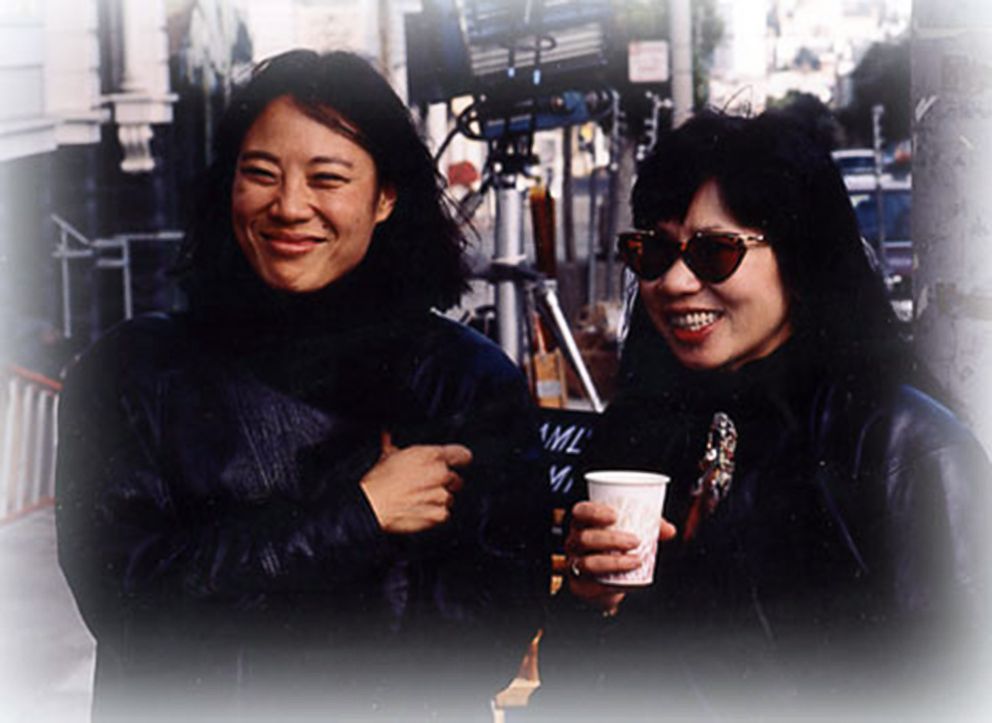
[231,95,396,293]
[639,179,793,371]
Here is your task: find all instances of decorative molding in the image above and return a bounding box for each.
[104,92,177,174]
[100,0,174,174]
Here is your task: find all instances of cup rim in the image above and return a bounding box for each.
[584,470,670,486]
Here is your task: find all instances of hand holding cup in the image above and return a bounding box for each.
[565,471,674,614]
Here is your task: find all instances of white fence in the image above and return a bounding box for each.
[0,365,60,521]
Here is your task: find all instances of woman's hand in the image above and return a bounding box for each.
[360,431,473,534]
[564,501,677,615]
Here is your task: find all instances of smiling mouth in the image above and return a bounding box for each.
[260,231,327,245]
[668,310,722,332]
[259,231,328,256]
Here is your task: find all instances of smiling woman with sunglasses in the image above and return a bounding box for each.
[538,109,989,718]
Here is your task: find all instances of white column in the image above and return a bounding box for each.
[105,0,176,173]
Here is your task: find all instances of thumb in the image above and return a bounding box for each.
[440,444,473,468]
[380,429,400,458]
[658,518,678,542]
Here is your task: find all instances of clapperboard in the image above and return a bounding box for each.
[536,408,599,552]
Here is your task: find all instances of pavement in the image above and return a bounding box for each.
[0,505,95,723]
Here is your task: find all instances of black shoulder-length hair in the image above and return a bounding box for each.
[176,49,468,312]
[623,107,923,392]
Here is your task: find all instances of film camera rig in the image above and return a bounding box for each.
[406,0,669,411]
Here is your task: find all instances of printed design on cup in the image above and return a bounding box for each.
[599,494,662,585]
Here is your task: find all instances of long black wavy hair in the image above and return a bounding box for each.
[175,49,468,314]
[621,108,930,397]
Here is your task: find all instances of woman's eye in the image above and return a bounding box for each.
[239,165,277,182]
[311,173,347,187]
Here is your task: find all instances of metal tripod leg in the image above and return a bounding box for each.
[533,280,605,413]
[494,178,526,364]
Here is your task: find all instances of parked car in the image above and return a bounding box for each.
[832,148,877,176]
[832,146,911,182]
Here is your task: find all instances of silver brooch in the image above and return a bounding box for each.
[690,411,738,515]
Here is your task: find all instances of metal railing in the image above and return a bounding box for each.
[52,214,184,339]
[0,365,61,522]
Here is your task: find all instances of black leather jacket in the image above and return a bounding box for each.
[56,310,549,721]
[540,339,989,718]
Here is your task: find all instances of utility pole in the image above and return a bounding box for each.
[871,104,886,254]
[669,0,693,126]
[378,0,391,85]
[911,0,992,453]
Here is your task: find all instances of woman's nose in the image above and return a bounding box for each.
[656,257,704,296]
[270,177,313,222]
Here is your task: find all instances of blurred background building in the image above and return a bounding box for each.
[0,0,921,373]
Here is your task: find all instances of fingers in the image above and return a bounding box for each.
[571,501,618,528]
[572,502,676,544]
[444,470,464,494]
[573,552,642,577]
[564,512,640,611]
[566,527,639,556]
[382,439,473,470]
[393,447,468,493]
[426,482,457,507]
[439,444,473,468]
[566,557,630,615]
[414,501,452,526]
[380,429,399,458]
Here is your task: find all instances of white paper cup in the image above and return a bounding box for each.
[584,470,670,586]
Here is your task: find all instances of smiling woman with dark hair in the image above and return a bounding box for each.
[538,108,989,718]
[177,49,468,314]
[55,50,548,722]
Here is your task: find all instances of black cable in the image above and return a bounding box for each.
[433,123,461,165]
[433,101,487,164]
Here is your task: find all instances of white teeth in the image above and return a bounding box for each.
[669,311,720,331]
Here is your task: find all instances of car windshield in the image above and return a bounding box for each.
[849,189,911,240]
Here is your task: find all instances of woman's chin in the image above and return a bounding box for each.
[258,270,324,294]
[673,353,727,372]
[662,332,728,372]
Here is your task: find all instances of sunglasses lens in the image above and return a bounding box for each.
[619,231,753,282]
[685,234,745,282]
[618,232,679,280]
[617,233,643,275]
[642,239,681,280]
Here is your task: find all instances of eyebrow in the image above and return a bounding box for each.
[238,150,355,168]
[309,155,354,168]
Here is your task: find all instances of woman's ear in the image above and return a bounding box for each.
[375,184,397,224]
